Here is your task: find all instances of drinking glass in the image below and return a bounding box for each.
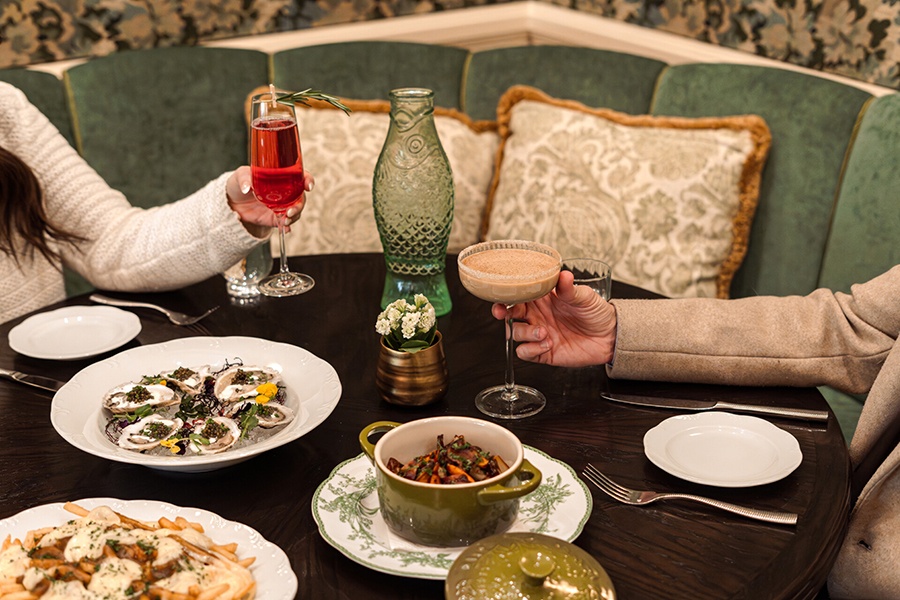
[458,240,562,419]
[250,91,313,297]
[222,243,273,299]
[562,258,612,300]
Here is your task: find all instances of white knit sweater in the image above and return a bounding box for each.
[0,83,267,324]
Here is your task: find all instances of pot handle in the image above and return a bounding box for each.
[359,421,402,461]
[476,459,542,505]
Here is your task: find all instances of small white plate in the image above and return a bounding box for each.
[0,497,296,599]
[312,446,592,580]
[51,336,342,472]
[643,412,802,487]
[9,305,141,360]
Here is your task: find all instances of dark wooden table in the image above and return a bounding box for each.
[0,253,850,599]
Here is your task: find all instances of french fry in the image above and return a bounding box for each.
[1,591,37,600]
[196,583,230,600]
[211,545,238,562]
[175,516,204,533]
[0,582,26,594]
[62,502,89,517]
[159,517,180,531]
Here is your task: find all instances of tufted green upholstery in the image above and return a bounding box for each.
[272,42,469,110]
[820,93,900,293]
[464,46,666,121]
[64,47,268,209]
[651,64,872,299]
[0,68,74,146]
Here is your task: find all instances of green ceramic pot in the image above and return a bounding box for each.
[359,416,542,547]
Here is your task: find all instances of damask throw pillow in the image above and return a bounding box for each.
[483,86,771,298]
[245,87,499,256]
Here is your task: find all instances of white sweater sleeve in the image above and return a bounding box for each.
[1,83,268,293]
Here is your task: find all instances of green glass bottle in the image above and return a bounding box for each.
[373,88,453,316]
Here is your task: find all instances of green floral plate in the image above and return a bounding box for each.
[311,445,592,580]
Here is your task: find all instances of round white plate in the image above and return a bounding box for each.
[51,336,342,472]
[0,497,296,599]
[312,446,592,580]
[643,412,803,487]
[9,305,141,360]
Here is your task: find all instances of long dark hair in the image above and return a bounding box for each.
[0,146,85,267]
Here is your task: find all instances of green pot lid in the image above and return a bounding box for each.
[445,532,616,600]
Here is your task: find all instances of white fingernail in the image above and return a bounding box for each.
[241,182,251,194]
[306,180,315,192]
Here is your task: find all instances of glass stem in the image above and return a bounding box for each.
[276,212,289,278]
[503,304,518,401]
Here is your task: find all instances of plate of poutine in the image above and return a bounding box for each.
[0,497,296,599]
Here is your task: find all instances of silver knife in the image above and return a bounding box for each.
[0,368,66,393]
[601,393,829,422]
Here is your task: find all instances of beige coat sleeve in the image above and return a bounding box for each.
[607,265,900,395]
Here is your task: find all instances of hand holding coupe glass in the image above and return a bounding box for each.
[459,241,617,418]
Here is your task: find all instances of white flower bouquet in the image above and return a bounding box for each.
[375,294,438,353]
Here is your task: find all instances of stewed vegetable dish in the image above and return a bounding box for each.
[387,435,510,484]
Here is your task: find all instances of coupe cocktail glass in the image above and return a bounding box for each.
[458,240,562,419]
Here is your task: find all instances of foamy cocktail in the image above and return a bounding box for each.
[458,245,562,305]
[458,240,562,419]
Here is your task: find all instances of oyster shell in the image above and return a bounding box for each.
[103,383,177,414]
[162,365,211,394]
[188,417,241,454]
[229,399,295,428]
[213,366,282,403]
[117,415,184,451]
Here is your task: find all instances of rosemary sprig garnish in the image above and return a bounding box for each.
[276,88,352,115]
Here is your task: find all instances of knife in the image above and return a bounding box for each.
[601,393,829,422]
[0,368,67,393]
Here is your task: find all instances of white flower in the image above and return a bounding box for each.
[401,312,419,339]
[375,295,439,352]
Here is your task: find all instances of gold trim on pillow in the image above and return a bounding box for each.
[483,85,771,299]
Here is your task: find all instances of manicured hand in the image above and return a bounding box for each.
[492,270,618,367]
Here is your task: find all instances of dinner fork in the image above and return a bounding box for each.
[582,464,798,525]
[90,294,219,326]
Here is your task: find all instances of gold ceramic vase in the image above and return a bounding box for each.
[376,331,448,406]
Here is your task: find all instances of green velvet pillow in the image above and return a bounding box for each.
[483,86,772,299]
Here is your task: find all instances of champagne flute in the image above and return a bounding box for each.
[250,90,313,297]
[458,240,562,419]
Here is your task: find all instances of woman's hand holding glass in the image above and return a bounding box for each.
[226,167,314,236]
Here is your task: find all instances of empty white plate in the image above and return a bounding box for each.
[9,305,141,359]
[643,412,802,487]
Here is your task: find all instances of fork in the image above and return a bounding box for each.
[90,294,219,326]
[582,463,798,525]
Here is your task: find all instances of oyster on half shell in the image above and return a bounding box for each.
[213,365,282,403]
[163,365,211,394]
[189,417,241,454]
[103,383,177,414]
[229,399,295,428]
[117,415,184,451]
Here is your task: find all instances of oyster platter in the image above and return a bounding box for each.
[104,362,295,457]
[51,336,342,472]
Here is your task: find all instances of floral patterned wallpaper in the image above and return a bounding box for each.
[1,0,898,90]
